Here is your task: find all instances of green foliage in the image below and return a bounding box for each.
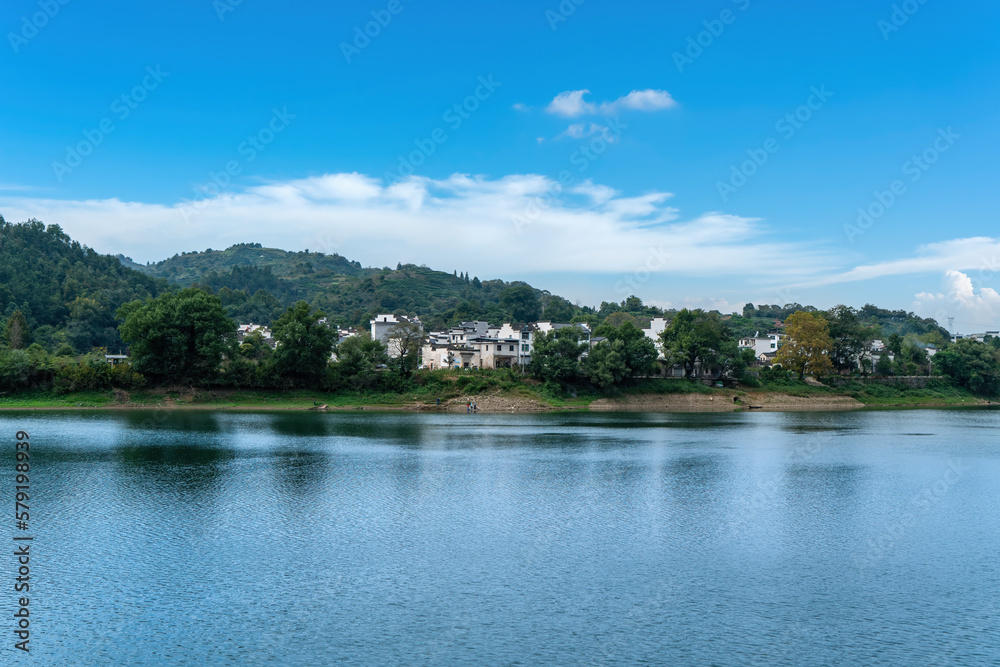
[134,245,582,329]
[583,340,628,388]
[886,333,903,356]
[529,327,588,383]
[3,310,30,349]
[585,321,657,387]
[826,305,873,373]
[271,301,336,387]
[499,284,541,323]
[0,349,32,391]
[117,288,235,384]
[934,339,1000,395]
[0,218,164,352]
[875,353,893,376]
[659,308,728,378]
[327,334,388,390]
[52,355,146,394]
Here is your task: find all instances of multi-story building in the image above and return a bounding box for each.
[738,332,785,357]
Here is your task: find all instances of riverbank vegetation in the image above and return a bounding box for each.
[0,218,997,410]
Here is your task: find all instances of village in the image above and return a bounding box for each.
[218,313,999,380]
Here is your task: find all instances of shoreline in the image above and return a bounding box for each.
[0,388,994,414]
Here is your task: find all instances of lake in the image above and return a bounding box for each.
[2,409,998,665]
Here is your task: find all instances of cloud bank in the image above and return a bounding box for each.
[1,172,832,279]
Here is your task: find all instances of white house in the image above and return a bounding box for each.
[739,332,785,356]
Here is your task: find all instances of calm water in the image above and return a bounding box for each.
[2,408,999,665]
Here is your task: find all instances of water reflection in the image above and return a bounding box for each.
[1,409,996,666]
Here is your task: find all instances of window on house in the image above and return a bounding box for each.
[521,344,529,352]
[521,332,530,340]
[509,345,514,351]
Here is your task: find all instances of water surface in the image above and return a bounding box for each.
[2,409,998,665]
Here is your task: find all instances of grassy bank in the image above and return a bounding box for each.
[0,375,992,411]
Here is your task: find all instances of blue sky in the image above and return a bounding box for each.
[2,0,998,330]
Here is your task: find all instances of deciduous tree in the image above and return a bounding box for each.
[775,311,834,379]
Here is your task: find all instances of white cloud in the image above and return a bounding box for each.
[913,270,1000,330]
[0,172,837,280]
[546,90,596,117]
[546,89,676,118]
[557,122,609,140]
[806,237,1000,287]
[599,89,676,114]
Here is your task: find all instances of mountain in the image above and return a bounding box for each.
[0,217,166,351]
[126,243,585,328]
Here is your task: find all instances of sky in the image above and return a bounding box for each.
[1,0,998,331]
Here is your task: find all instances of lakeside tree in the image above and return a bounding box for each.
[271,301,336,387]
[826,305,871,374]
[585,321,657,387]
[330,334,388,389]
[583,340,628,388]
[529,327,588,383]
[934,339,1000,395]
[659,309,728,378]
[775,311,834,379]
[117,288,235,384]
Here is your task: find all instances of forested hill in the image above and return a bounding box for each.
[0,217,166,352]
[126,243,584,329]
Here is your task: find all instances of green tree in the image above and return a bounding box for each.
[4,310,30,350]
[529,327,588,383]
[117,288,235,384]
[875,353,893,376]
[332,334,388,388]
[886,333,904,356]
[935,339,1000,395]
[659,309,728,378]
[271,302,336,387]
[588,320,657,385]
[826,305,868,374]
[499,285,541,322]
[582,339,628,389]
[602,311,640,328]
[775,311,834,379]
[542,298,576,323]
[238,330,273,362]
